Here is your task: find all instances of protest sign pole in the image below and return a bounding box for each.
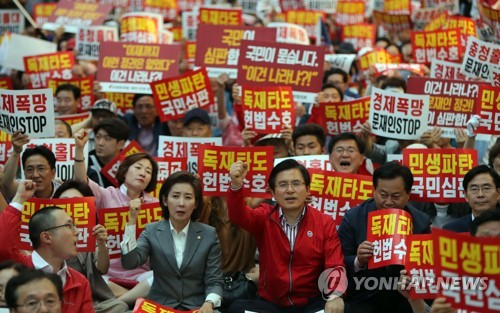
[12,0,38,28]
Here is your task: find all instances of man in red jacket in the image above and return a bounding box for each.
[227,159,346,313]
[0,180,94,313]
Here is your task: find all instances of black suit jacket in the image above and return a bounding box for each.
[443,214,473,233]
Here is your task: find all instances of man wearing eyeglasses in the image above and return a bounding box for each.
[443,164,500,233]
[227,159,346,313]
[5,269,63,313]
[328,133,374,176]
[0,180,94,313]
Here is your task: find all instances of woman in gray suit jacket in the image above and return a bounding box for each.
[121,171,223,313]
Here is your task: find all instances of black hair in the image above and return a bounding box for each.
[375,37,392,48]
[0,261,27,273]
[292,123,326,148]
[52,180,94,199]
[381,77,407,92]
[28,206,63,249]
[463,164,500,191]
[21,145,56,170]
[373,162,414,194]
[488,142,500,169]
[321,83,344,101]
[132,94,153,107]
[93,118,130,142]
[5,269,63,309]
[268,159,310,191]
[323,68,348,84]
[328,132,365,154]
[55,83,81,100]
[159,171,203,221]
[471,209,500,236]
[116,153,159,193]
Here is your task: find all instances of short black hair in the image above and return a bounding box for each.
[321,83,344,101]
[328,133,365,154]
[323,68,348,84]
[268,159,310,191]
[381,77,407,92]
[22,145,56,170]
[55,119,72,137]
[55,83,81,100]
[373,162,414,194]
[488,142,500,169]
[375,37,392,47]
[5,269,63,309]
[159,171,203,221]
[52,179,94,199]
[28,206,63,249]
[292,123,326,148]
[0,261,27,273]
[471,209,500,236]
[93,118,130,142]
[132,94,153,107]
[463,164,500,191]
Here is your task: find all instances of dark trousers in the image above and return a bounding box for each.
[228,296,325,313]
[344,290,413,313]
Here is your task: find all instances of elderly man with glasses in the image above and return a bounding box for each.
[0,180,94,313]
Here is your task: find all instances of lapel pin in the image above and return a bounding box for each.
[197,236,201,240]
[307,231,313,237]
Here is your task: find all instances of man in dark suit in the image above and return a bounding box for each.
[338,162,431,313]
[443,164,500,233]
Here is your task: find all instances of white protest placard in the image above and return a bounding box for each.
[267,22,310,45]
[157,136,222,174]
[369,87,429,140]
[21,138,89,181]
[491,65,500,87]
[460,36,500,81]
[0,89,55,138]
[182,10,198,41]
[75,26,118,61]
[274,155,333,171]
[430,59,471,81]
[303,0,337,13]
[1,33,57,71]
[324,54,356,74]
[0,10,25,36]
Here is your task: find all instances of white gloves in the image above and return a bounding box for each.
[466,115,481,137]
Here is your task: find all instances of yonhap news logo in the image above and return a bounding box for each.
[318,267,348,300]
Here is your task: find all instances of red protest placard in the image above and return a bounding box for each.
[334,1,365,26]
[476,84,500,135]
[103,93,135,115]
[0,130,12,165]
[0,10,24,36]
[460,36,500,81]
[275,155,333,171]
[309,169,373,226]
[341,24,376,52]
[405,234,438,299]
[443,16,477,39]
[101,141,144,187]
[285,10,324,38]
[133,299,197,313]
[358,49,397,71]
[198,7,242,25]
[322,97,370,135]
[369,87,430,140]
[97,42,181,93]
[198,145,273,198]
[128,0,177,21]
[194,24,276,78]
[24,52,75,89]
[75,26,118,61]
[150,68,214,122]
[98,203,162,259]
[0,77,13,90]
[373,11,412,32]
[432,228,500,313]
[45,0,113,33]
[33,3,57,27]
[47,76,95,112]
[477,0,500,43]
[20,197,96,252]
[412,28,463,64]
[403,149,478,202]
[56,112,91,125]
[158,136,222,174]
[407,77,484,138]
[237,40,325,103]
[150,157,188,199]
[412,6,448,30]
[241,85,295,134]
[120,12,163,44]
[367,209,412,269]
[423,11,450,31]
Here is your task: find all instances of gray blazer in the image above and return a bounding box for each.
[121,220,223,309]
